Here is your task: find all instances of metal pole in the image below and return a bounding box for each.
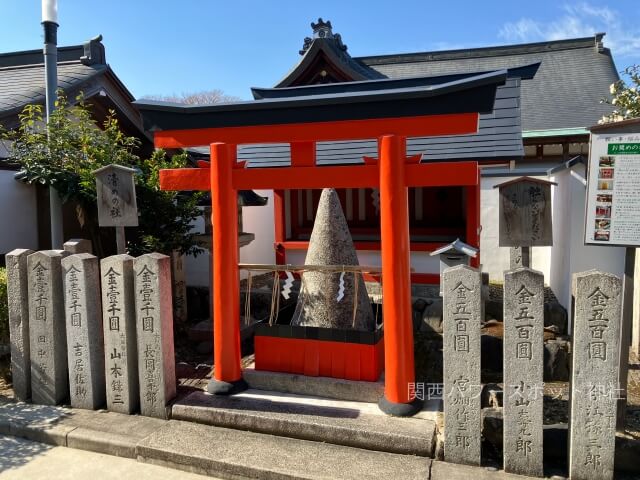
[115,226,126,255]
[43,4,64,249]
[617,246,635,431]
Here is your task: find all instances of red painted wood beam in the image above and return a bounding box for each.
[153,113,479,149]
[291,142,316,167]
[159,161,479,192]
[232,165,380,190]
[404,161,478,187]
[159,168,210,191]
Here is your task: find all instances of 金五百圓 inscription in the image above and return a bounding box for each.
[569,271,622,480]
[503,268,544,477]
[443,265,482,466]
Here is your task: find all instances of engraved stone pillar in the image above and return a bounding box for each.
[101,254,139,414]
[503,268,544,477]
[170,250,188,324]
[63,239,93,255]
[442,265,482,466]
[62,254,105,409]
[27,250,68,405]
[569,270,622,480]
[134,253,176,419]
[6,249,34,401]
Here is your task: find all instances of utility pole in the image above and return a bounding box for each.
[42,0,64,248]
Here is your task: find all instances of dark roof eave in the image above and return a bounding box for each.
[589,117,640,132]
[135,70,506,132]
[275,39,384,88]
[253,63,539,100]
[356,34,608,66]
[0,63,108,122]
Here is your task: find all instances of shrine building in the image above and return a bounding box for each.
[181,19,624,309]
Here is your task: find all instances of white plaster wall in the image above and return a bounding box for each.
[184,210,209,287]
[185,191,277,287]
[549,168,572,309]
[0,171,38,254]
[239,190,276,268]
[549,164,625,319]
[480,176,552,283]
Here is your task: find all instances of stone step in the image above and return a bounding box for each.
[243,365,385,402]
[171,390,436,457]
[137,417,431,480]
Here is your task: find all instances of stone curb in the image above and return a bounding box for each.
[9,420,76,446]
[67,427,138,458]
[0,410,557,480]
[0,400,164,459]
[5,399,634,480]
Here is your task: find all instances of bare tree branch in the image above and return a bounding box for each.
[141,89,241,105]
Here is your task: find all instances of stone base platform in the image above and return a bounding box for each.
[172,389,438,456]
[2,398,638,479]
[243,364,385,402]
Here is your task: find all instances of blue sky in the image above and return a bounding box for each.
[1,1,639,100]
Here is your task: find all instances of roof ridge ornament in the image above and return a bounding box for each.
[299,18,348,55]
[81,34,105,65]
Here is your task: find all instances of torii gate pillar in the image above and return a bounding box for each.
[207,142,247,394]
[378,135,421,415]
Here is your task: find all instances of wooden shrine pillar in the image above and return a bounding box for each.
[378,135,421,415]
[466,179,481,269]
[207,142,247,394]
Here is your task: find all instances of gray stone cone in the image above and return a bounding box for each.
[291,188,374,331]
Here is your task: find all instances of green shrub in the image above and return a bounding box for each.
[0,267,7,344]
[1,94,203,257]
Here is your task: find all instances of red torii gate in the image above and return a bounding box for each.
[136,71,503,415]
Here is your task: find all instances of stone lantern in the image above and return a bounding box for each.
[430,238,479,295]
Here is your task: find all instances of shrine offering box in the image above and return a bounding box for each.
[254,324,384,382]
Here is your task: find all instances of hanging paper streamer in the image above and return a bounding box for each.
[281,270,294,299]
[337,271,345,302]
[371,188,380,215]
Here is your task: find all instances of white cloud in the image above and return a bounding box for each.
[498,2,640,58]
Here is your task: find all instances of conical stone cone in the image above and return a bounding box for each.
[291,188,375,331]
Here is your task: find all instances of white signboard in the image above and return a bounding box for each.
[585,132,640,246]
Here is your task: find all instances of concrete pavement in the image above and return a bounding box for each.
[0,434,217,480]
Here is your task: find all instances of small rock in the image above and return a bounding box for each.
[482,407,503,449]
[412,298,428,332]
[484,299,503,321]
[481,383,503,408]
[413,298,428,313]
[615,432,640,474]
[420,298,443,335]
[544,341,570,381]
[544,301,568,334]
[483,319,500,327]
